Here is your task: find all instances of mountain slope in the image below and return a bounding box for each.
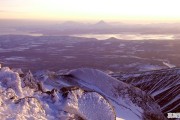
[0,66,166,120]
[66,68,166,120]
[0,67,115,120]
[112,68,180,116]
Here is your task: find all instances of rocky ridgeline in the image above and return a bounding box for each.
[112,68,180,116]
[0,66,166,120]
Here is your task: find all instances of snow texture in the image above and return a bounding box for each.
[0,67,116,120]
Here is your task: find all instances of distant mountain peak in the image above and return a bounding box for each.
[106,37,120,41]
[95,20,109,26]
[97,20,106,24]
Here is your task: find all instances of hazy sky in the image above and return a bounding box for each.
[0,0,180,23]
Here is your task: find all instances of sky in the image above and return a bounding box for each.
[0,0,180,23]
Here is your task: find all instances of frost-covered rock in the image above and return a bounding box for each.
[0,66,167,120]
[0,67,116,120]
[66,68,166,120]
[0,96,47,120]
[0,67,23,97]
[23,71,38,89]
[60,87,116,120]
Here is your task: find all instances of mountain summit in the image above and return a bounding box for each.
[0,66,166,120]
[94,20,110,27]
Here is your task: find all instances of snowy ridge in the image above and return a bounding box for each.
[0,67,115,120]
[112,68,180,115]
[0,66,166,120]
[65,68,166,120]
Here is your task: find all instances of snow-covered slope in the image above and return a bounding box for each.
[64,68,166,120]
[0,66,166,120]
[112,68,180,116]
[0,67,115,120]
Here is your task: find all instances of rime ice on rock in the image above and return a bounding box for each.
[0,67,167,120]
[0,67,116,120]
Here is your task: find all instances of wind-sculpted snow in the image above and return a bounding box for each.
[65,68,166,120]
[0,67,116,120]
[61,87,116,120]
